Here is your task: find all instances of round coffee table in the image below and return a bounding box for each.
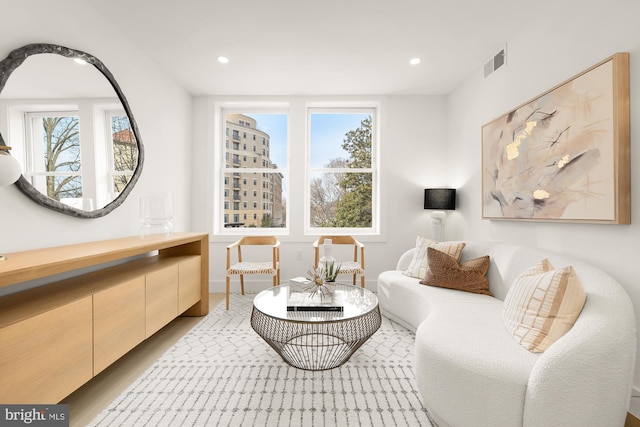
[251,284,381,370]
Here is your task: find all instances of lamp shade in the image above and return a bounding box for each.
[424,188,456,210]
[0,151,21,186]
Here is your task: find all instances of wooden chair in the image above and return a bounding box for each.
[313,236,365,288]
[226,236,280,310]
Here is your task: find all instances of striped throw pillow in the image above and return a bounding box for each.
[403,235,465,279]
[503,259,586,353]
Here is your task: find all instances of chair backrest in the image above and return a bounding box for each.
[229,236,280,267]
[238,236,280,246]
[315,236,357,245]
[313,235,364,267]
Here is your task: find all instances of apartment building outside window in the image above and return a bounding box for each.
[222,112,287,229]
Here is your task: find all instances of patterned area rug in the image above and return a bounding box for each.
[89,294,433,427]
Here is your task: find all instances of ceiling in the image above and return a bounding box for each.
[87,0,561,96]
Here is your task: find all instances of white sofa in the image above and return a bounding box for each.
[377,241,636,427]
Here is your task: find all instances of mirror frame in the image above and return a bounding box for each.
[0,43,144,218]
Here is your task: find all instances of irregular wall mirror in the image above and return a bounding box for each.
[0,43,144,218]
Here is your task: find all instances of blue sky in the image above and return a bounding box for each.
[309,113,370,168]
[246,113,370,169]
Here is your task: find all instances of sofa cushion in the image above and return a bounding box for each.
[403,235,465,279]
[420,247,492,296]
[502,259,586,352]
[415,294,539,426]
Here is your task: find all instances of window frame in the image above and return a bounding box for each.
[214,103,290,236]
[304,104,380,236]
[10,99,130,210]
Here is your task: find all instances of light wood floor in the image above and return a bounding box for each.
[62,293,225,427]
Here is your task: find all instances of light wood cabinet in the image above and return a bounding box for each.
[179,256,201,313]
[146,263,179,338]
[0,296,93,404]
[0,233,209,404]
[93,276,146,375]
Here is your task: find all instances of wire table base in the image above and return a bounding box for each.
[251,286,382,371]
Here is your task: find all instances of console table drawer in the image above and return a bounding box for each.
[0,296,93,404]
[179,256,201,313]
[93,276,146,375]
[146,263,179,337]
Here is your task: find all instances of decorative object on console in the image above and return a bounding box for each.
[423,188,456,241]
[0,145,21,262]
[139,193,174,237]
[482,52,630,224]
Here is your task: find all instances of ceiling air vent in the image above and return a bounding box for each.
[484,47,506,78]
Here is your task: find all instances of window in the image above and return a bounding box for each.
[25,112,82,202]
[215,101,379,236]
[107,112,138,198]
[221,111,287,229]
[307,107,377,233]
[17,103,137,210]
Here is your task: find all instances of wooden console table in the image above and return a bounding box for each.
[0,232,209,404]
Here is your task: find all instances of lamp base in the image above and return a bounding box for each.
[430,211,446,242]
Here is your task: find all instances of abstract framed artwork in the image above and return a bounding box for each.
[482,53,630,224]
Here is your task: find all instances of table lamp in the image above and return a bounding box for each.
[424,188,456,241]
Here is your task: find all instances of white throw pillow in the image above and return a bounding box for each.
[503,259,586,353]
[403,235,465,279]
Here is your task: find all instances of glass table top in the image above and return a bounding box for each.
[253,283,378,322]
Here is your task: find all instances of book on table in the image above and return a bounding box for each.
[286,291,344,312]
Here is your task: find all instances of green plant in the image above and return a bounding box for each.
[324,261,341,282]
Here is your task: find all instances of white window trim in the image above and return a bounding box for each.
[213,101,290,236]
[2,98,126,210]
[304,103,381,236]
[210,97,385,242]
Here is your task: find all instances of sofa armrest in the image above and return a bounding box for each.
[523,285,636,427]
[396,248,415,271]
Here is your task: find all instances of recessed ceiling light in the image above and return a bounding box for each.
[217,56,230,64]
[74,58,87,65]
[409,57,421,65]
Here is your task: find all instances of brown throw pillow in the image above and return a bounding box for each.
[403,235,466,279]
[420,247,493,296]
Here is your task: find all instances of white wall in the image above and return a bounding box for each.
[191,95,449,292]
[0,0,192,253]
[446,0,640,412]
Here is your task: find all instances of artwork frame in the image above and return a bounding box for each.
[481,53,630,224]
